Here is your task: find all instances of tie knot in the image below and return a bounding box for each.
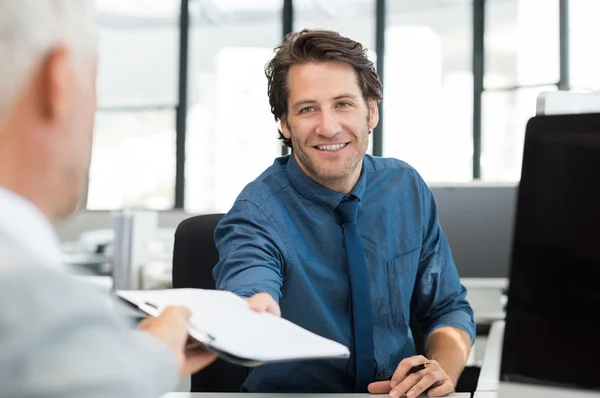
[335,197,360,224]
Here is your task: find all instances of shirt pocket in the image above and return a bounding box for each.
[386,247,421,321]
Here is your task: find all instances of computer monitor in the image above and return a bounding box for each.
[499,112,600,397]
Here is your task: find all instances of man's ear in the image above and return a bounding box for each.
[40,46,72,124]
[280,115,292,139]
[367,99,379,131]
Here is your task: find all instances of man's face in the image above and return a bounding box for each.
[281,62,378,189]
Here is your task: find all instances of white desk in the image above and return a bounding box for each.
[162,394,472,398]
[476,320,504,391]
[462,278,507,325]
[474,392,497,398]
[494,382,599,398]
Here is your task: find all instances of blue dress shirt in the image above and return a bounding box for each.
[213,154,475,393]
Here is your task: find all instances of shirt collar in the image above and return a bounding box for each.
[284,153,367,210]
[0,186,64,268]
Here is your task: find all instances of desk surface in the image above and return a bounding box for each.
[474,392,497,398]
[162,394,472,398]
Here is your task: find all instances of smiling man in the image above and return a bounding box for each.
[213,29,475,396]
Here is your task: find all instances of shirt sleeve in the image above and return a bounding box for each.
[410,176,476,344]
[213,199,287,302]
[0,264,179,398]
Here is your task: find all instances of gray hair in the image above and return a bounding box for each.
[0,0,97,118]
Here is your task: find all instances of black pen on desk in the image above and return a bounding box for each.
[386,362,431,380]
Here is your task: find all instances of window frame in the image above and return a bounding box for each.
[88,0,571,209]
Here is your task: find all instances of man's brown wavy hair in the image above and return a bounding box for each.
[265,29,383,149]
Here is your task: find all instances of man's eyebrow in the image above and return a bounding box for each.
[291,99,317,108]
[292,94,359,109]
[333,94,358,100]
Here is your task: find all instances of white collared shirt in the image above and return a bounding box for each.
[0,186,64,269]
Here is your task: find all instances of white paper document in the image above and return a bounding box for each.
[116,288,350,366]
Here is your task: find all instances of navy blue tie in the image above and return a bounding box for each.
[336,197,374,393]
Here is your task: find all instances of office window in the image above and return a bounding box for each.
[383,0,473,182]
[485,0,559,89]
[88,2,180,209]
[88,110,176,210]
[294,0,375,50]
[481,85,557,181]
[569,0,600,91]
[95,2,180,107]
[482,0,560,181]
[184,1,283,214]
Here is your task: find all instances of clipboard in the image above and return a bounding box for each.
[115,288,350,367]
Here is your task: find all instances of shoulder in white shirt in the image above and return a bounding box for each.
[0,186,180,398]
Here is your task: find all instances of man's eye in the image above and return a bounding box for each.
[337,102,351,108]
[300,107,315,113]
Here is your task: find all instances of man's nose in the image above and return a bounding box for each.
[315,110,342,138]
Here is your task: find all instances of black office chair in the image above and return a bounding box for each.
[172,214,478,393]
[172,213,249,392]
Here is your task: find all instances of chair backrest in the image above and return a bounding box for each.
[172,213,248,392]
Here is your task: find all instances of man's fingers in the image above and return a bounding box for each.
[404,372,437,398]
[137,305,218,378]
[161,306,192,321]
[183,348,217,375]
[390,372,422,398]
[367,380,391,394]
[427,381,454,397]
[137,306,191,332]
[245,297,266,311]
[391,355,429,384]
[245,293,281,317]
[264,300,281,317]
[137,316,152,329]
[388,358,454,398]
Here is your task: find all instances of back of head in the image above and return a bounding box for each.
[0,0,98,221]
[265,29,382,148]
[0,0,97,120]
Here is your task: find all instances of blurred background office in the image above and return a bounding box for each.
[56,0,596,359]
[86,0,600,212]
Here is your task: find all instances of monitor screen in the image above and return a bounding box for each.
[500,113,600,391]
